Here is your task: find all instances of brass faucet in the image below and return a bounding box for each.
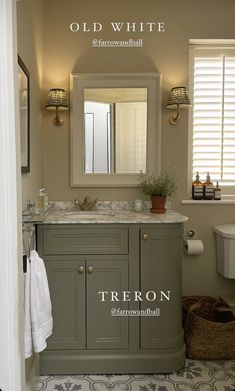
[75,196,97,211]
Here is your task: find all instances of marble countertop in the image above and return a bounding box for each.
[41,209,188,224]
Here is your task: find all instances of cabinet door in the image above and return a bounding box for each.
[140,228,183,349]
[45,260,86,350]
[86,260,129,349]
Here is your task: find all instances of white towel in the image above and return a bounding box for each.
[24,257,33,358]
[29,250,53,353]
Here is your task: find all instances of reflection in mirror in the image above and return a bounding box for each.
[84,88,147,174]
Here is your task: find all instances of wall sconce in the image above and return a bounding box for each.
[166,86,191,125]
[45,88,69,126]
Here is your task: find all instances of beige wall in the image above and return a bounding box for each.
[24,354,39,391]
[18,0,44,209]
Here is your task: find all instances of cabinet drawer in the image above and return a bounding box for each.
[39,226,129,255]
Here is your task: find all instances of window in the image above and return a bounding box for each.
[190,43,235,191]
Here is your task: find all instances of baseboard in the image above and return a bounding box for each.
[40,347,186,374]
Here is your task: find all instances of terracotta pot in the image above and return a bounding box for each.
[150,195,167,213]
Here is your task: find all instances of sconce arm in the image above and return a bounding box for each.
[53,106,64,126]
[169,104,181,125]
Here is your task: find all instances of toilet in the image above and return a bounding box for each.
[213,224,235,307]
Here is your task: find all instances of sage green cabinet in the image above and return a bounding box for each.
[86,260,128,349]
[140,227,183,350]
[45,258,129,351]
[46,260,86,350]
[37,223,185,374]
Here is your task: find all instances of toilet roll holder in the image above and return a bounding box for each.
[184,229,204,255]
[184,230,195,238]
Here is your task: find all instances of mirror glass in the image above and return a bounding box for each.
[84,88,147,174]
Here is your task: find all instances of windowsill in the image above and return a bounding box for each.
[181,198,235,205]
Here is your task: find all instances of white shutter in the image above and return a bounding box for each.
[224,57,235,183]
[191,47,235,186]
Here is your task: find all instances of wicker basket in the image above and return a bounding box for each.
[183,296,235,360]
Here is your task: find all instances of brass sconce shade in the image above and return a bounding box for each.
[166,86,191,125]
[45,88,69,126]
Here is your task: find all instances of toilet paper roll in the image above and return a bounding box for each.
[184,239,204,255]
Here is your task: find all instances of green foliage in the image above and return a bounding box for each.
[140,172,177,196]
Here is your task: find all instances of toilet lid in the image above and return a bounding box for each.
[213,224,235,238]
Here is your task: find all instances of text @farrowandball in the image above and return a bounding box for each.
[111,308,161,317]
[92,38,143,47]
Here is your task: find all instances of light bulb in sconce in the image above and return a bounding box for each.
[166,86,191,125]
[45,88,69,126]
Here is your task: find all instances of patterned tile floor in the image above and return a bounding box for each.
[37,359,235,391]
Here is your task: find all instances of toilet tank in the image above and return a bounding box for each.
[213,224,235,279]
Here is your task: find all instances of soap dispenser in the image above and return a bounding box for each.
[203,173,214,200]
[192,172,203,200]
[35,188,46,211]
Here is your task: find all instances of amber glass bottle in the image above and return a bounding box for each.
[203,173,214,200]
[214,181,221,200]
[192,172,203,200]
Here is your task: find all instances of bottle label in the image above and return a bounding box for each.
[204,185,214,199]
[205,188,214,194]
[214,190,221,200]
[194,185,203,192]
[192,185,203,199]
[194,188,203,193]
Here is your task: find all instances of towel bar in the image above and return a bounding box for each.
[23,254,27,273]
[22,224,36,272]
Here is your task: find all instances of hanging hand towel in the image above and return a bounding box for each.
[24,257,32,358]
[30,250,53,353]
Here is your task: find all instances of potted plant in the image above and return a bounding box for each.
[140,172,177,213]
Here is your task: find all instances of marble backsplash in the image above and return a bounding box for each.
[52,200,171,211]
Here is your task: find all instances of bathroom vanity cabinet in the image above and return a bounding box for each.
[37,222,185,374]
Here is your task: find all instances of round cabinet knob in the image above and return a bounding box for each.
[78,266,84,273]
[87,266,94,273]
[142,233,149,240]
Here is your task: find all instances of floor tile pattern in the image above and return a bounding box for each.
[37,360,235,391]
